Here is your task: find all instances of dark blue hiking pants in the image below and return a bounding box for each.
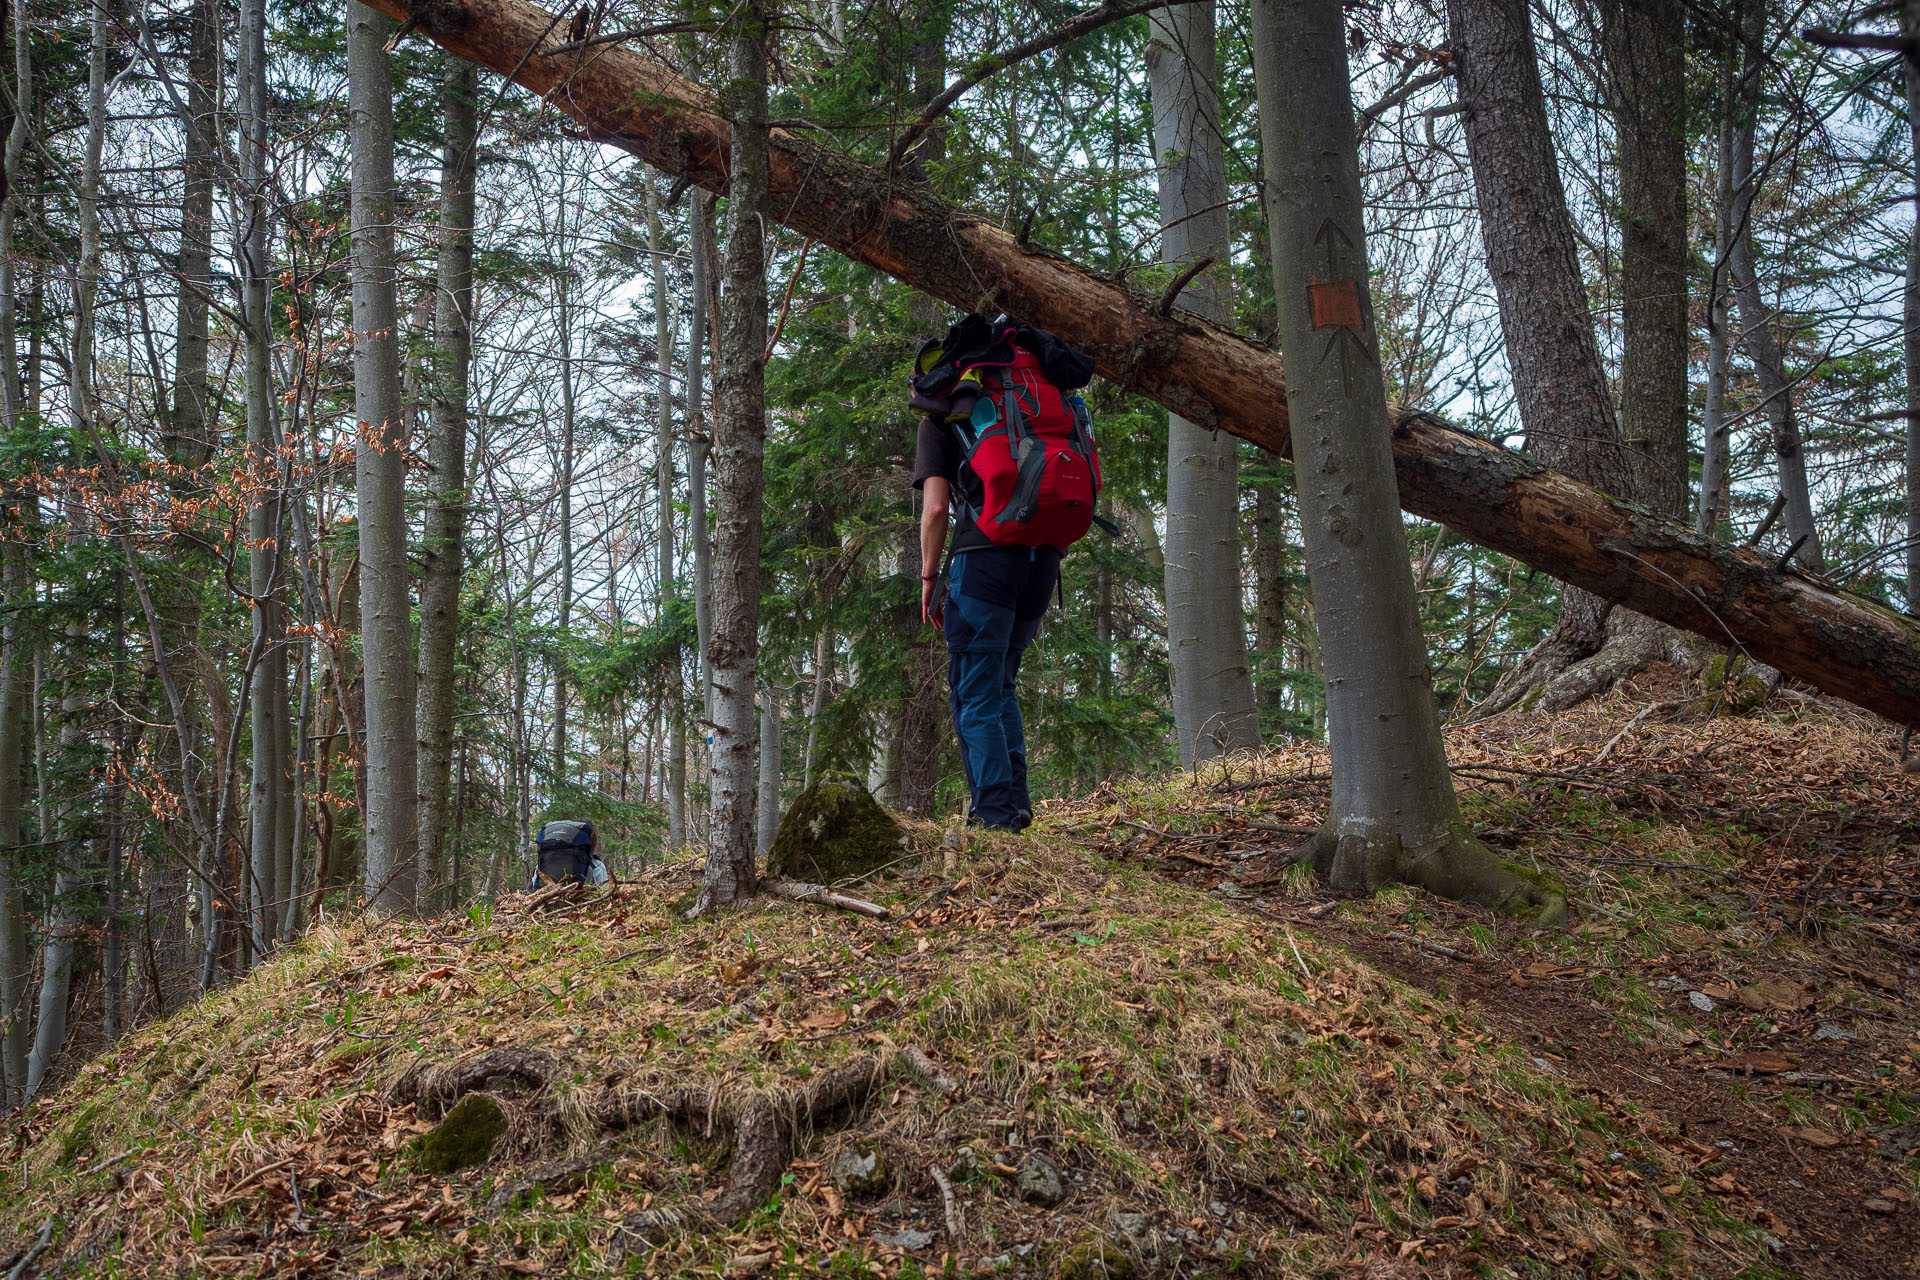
[943,546,1060,830]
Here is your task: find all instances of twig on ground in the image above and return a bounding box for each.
[6,1219,55,1280]
[762,877,891,920]
[1119,818,1208,841]
[1283,926,1314,990]
[1038,915,1096,932]
[1307,900,1342,919]
[74,1148,139,1178]
[903,1045,962,1099]
[1589,699,1681,767]
[1382,930,1476,962]
[930,1162,964,1242]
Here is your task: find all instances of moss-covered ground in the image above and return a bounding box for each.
[9,680,1896,1278]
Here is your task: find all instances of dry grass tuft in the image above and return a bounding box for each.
[0,756,1792,1278]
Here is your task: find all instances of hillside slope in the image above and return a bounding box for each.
[5,685,1915,1278]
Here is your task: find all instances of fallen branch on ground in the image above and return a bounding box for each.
[902,1045,963,1099]
[1381,930,1478,962]
[762,877,891,920]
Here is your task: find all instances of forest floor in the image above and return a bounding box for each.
[2,671,1916,1279]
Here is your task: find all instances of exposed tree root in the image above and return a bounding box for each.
[484,1141,622,1212]
[1290,827,1568,930]
[389,1046,559,1118]
[610,1053,895,1255]
[1471,609,1709,721]
[390,1038,965,1253]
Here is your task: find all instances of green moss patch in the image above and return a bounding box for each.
[415,1093,508,1175]
[763,769,911,882]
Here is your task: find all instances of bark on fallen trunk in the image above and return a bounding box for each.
[361,0,1920,726]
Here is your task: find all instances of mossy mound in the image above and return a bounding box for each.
[1052,1235,1139,1280]
[416,1092,507,1175]
[1683,653,1772,719]
[763,770,911,883]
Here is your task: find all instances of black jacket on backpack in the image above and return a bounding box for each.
[530,819,606,888]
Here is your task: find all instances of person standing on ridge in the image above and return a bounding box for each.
[909,314,1109,831]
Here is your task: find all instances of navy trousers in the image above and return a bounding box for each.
[943,546,1060,829]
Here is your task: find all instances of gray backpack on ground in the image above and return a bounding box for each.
[531,819,601,887]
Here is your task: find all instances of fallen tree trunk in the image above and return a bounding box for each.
[364,0,1920,726]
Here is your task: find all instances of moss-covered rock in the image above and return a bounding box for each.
[1051,1235,1139,1280]
[1686,653,1771,719]
[764,771,910,883]
[415,1092,507,1175]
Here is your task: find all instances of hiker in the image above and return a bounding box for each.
[910,314,1106,832]
[528,818,611,889]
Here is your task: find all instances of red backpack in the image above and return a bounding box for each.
[957,347,1104,549]
[912,318,1108,551]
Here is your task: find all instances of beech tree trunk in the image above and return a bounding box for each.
[1147,1,1258,765]
[29,0,108,1098]
[1727,0,1822,571]
[241,0,286,958]
[695,2,770,914]
[689,191,716,727]
[1904,0,1920,613]
[0,533,26,1109]
[1251,0,1559,922]
[0,0,29,1082]
[349,0,419,914]
[1601,0,1688,522]
[1698,30,1738,538]
[362,0,1920,726]
[756,681,781,856]
[552,168,579,783]
[648,180,688,851]
[418,56,478,912]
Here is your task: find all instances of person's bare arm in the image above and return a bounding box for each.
[920,475,950,626]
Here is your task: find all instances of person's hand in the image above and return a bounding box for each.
[921,575,943,630]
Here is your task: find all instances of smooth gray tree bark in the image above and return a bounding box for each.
[648,179,687,851]
[348,0,419,913]
[1252,0,1561,923]
[240,0,285,958]
[418,56,478,912]
[0,1,36,1094]
[27,0,108,1100]
[756,681,781,856]
[0,532,26,1109]
[1726,0,1822,571]
[551,161,579,782]
[689,189,716,735]
[1698,29,1738,538]
[693,3,770,915]
[1147,1,1258,765]
[1905,0,1920,611]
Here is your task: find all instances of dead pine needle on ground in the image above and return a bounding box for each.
[2,681,1916,1277]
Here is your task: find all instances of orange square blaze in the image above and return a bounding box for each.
[1309,279,1363,330]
